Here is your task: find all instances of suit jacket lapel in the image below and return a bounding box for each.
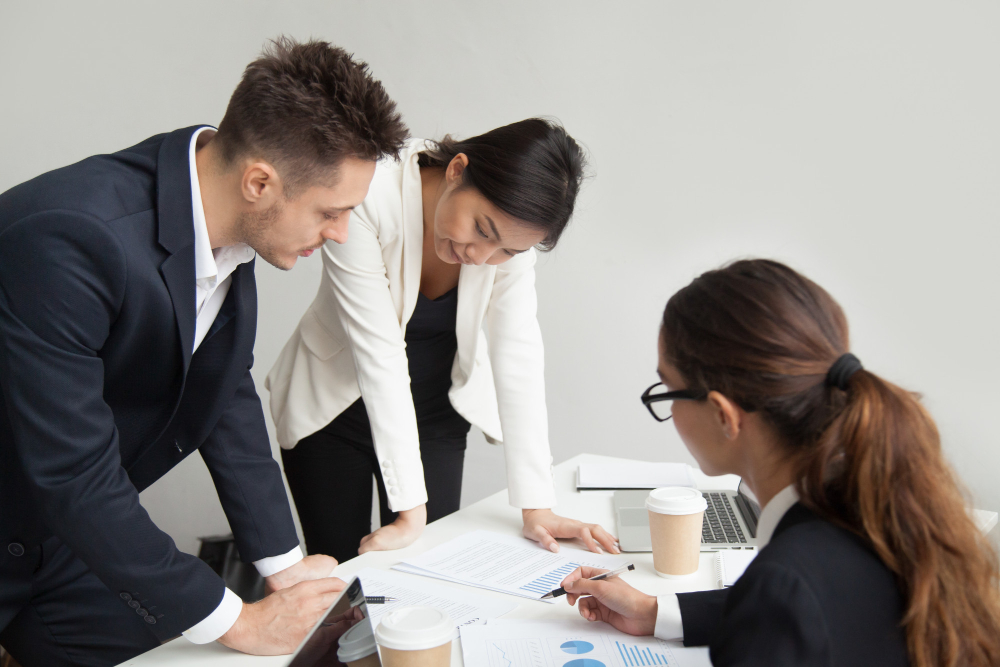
[155,126,208,375]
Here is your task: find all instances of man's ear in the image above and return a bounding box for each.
[445,153,469,186]
[707,390,743,440]
[241,161,281,205]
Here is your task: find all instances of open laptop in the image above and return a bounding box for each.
[286,576,382,667]
[614,479,761,552]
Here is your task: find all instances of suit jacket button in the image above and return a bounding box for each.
[120,592,132,602]
[7,543,24,557]
[144,616,156,624]
[128,600,140,609]
[137,608,148,617]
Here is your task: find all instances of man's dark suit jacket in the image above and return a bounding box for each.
[677,503,909,666]
[0,126,299,640]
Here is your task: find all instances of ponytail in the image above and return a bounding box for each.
[802,371,1000,667]
[662,259,1000,667]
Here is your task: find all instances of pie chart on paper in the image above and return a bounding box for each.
[563,660,606,667]
[560,640,596,654]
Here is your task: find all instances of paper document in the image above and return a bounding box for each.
[355,568,516,628]
[714,550,756,588]
[577,462,695,490]
[393,530,627,603]
[461,619,711,667]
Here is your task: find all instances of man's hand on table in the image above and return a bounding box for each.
[358,503,426,554]
[522,508,620,554]
[217,577,347,655]
[264,554,339,594]
[562,566,658,636]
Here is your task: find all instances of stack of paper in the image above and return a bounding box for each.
[393,530,627,603]
[577,461,696,490]
[355,568,516,628]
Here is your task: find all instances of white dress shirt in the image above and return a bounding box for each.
[653,484,800,641]
[179,127,304,644]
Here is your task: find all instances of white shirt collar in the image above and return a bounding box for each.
[755,484,800,548]
[188,127,254,291]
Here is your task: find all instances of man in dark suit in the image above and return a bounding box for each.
[0,38,408,667]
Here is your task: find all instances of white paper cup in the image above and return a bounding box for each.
[646,487,708,579]
[375,606,457,667]
[338,619,380,667]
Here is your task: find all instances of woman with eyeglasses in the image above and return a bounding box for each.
[267,119,618,563]
[560,259,1000,666]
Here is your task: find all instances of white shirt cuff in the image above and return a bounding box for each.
[653,594,685,641]
[253,545,305,577]
[182,587,243,644]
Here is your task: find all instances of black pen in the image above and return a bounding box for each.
[540,563,635,599]
[365,596,399,604]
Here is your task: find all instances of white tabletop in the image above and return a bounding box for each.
[118,453,997,666]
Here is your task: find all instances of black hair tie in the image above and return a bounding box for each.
[826,353,863,391]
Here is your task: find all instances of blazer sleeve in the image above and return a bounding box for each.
[485,249,556,508]
[677,589,730,646]
[0,212,224,640]
[199,360,299,562]
[320,210,426,512]
[709,562,832,666]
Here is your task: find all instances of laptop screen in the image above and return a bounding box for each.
[288,577,381,667]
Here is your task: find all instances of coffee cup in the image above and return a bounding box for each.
[337,618,381,667]
[646,486,707,579]
[374,606,457,667]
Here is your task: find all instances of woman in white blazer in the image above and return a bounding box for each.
[266,119,618,562]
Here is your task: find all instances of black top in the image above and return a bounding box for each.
[322,286,470,443]
[677,503,909,666]
[0,126,298,639]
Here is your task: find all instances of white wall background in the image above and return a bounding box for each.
[1,1,997,555]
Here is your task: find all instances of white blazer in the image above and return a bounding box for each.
[266,139,556,513]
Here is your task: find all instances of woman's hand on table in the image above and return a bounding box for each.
[562,566,658,636]
[521,509,620,554]
[358,504,427,554]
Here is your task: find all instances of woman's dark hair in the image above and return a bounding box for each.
[660,259,1000,667]
[417,118,585,251]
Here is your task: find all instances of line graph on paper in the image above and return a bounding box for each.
[488,639,547,667]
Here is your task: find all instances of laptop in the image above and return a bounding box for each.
[287,576,382,666]
[614,479,761,552]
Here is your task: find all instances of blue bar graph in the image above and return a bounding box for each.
[615,641,669,666]
[518,562,581,595]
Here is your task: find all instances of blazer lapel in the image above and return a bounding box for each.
[399,142,426,327]
[155,126,208,374]
[455,263,496,379]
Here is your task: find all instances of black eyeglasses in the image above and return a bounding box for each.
[641,382,707,421]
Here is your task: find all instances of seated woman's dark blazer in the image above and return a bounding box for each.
[677,503,909,666]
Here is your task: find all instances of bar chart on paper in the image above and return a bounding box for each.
[462,620,710,667]
[519,562,582,597]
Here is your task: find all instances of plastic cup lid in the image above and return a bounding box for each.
[646,486,708,515]
[337,620,378,662]
[374,606,457,651]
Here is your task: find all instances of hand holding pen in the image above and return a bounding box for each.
[558,564,658,636]
[542,563,635,599]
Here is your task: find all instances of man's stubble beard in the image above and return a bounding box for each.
[234,199,294,271]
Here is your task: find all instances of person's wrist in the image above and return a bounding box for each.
[639,594,659,634]
[396,504,426,526]
[217,602,249,649]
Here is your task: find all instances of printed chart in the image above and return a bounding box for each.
[519,562,582,597]
[462,619,710,667]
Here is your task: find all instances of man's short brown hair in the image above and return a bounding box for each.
[215,37,408,196]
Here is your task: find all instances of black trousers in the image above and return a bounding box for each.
[282,417,469,565]
[0,536,161,667]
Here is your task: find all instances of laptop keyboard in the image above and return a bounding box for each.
[703,492,746,544]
